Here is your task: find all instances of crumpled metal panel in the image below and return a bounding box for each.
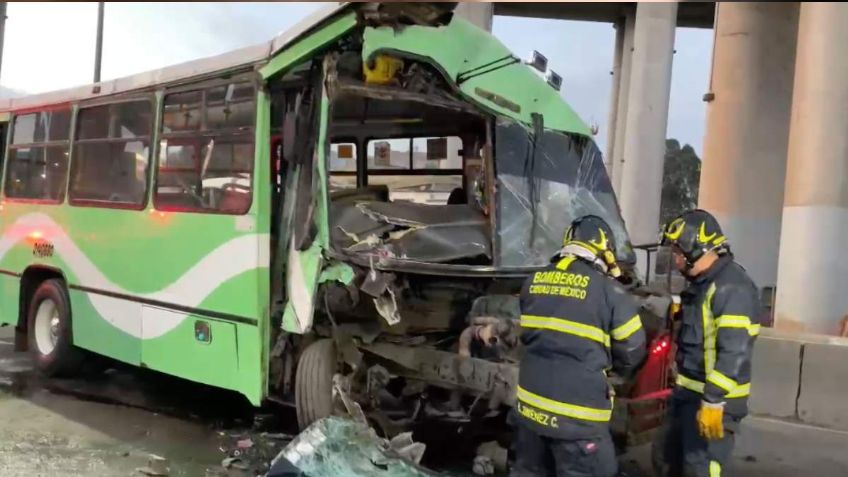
[331,201,491,263]
[362,17,591,136]
[330,202,395,250]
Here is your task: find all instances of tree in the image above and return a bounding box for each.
[660,139,701,225]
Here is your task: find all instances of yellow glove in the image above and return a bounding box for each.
[697,401,725,440]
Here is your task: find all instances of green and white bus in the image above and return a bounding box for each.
[0,3,670,441]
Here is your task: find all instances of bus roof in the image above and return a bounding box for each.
[0,2,348,113]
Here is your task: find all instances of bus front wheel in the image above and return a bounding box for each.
[27,279,84,377]
[295,339,338,430]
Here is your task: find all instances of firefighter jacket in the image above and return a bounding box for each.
[515,254,647,439]
[674,253,760,417]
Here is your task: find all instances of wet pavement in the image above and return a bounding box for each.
[1,323,847,476]
[0,326,293,477]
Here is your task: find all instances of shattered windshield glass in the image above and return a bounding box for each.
[271,417,443,477]
[495,119,635,268]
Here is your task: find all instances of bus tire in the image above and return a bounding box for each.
[27,279,84,377]
[295,339,337,430]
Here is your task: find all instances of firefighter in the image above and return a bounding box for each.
[654,209,760,477]
[510,215,647,477]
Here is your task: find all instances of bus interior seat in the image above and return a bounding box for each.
[447,187,466,205]
[219,184,251,213]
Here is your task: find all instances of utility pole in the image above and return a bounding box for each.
[94,2,104,83]
[0,3,8,84]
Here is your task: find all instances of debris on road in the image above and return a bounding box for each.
[471,456,493,476]
[221,456,249,471]
[388,432,427,465]
[136,454,169,476]
[471,441,507,476]
[217,430,292,476]
[269,416,441,477]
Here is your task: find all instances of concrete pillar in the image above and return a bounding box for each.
[454,2,493,32]
[604,17,625,174]
[775,3,848,335]
[611,10,636,193]
[618,3,677,246]
[698,3,799,289]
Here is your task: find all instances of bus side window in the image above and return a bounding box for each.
[155,82,255,215]
[328,142,356,191]
[4,109,71,202]
[69,100,152,208]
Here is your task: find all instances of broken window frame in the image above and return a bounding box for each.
[323,75,568,275]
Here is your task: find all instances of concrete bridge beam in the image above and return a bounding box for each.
[698,2,799,289]
[618,2,677,246]
[775,2,848,335]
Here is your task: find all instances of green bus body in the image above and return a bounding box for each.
[0,4,623,408]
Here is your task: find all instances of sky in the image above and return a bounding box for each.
[0,3,712,154]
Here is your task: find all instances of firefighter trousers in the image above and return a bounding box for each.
[653,390,741,477]
[509,424,617,477]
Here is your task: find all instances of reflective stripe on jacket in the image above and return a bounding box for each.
[675,254,760,415]
[516,254,647,439]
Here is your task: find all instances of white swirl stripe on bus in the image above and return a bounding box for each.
[0,213,270,339]
[286,239,315,334]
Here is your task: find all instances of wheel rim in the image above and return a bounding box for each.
[34,298,59,356]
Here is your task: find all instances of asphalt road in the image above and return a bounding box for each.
[621,415,848,477]
[1,324,847,476]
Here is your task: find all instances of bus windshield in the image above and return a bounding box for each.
[494,119,635,268]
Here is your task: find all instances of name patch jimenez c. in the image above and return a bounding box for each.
[517,401,559,429]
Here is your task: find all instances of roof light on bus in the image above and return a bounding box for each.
[525,50,548,74]
[546,70,563,92]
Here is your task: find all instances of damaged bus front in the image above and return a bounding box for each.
[267,2,673,452]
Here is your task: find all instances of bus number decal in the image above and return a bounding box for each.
[33,240,55,258]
